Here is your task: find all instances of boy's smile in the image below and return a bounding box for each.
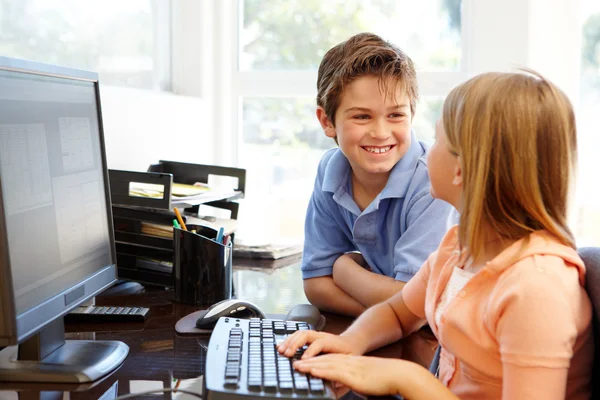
[363,145,395,154]
[321,75,412,190]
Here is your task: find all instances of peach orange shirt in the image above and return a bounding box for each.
[402,226,594,399]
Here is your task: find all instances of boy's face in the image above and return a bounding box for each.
[320,76,412,181]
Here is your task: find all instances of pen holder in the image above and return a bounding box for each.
[173,225,233,306]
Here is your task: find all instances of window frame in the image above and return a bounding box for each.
[196,0,590,242]
[223,0,470,166]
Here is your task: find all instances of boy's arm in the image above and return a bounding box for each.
[303,276,366,317]
[332,193,453,308]
[302,153,365,316]
[333,254,406,308]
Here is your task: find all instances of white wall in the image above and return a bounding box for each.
[100,86,214,172]
[466,0,581,98]
[466,0,585,234]
[527,0,582,100]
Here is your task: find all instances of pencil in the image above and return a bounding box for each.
[173,207,187,231]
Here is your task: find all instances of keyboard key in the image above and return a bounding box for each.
[310,381,325,393]
[224,378,239,387]
[225,368,239,378]
[247,380,262,390]
[230,328,243,338]
[279,372,293,381]
[264,380,278,390]
[295,381,310,392]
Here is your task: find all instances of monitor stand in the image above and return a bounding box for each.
[0,318,128,383]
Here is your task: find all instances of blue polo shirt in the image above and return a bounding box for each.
[301,133,455,282]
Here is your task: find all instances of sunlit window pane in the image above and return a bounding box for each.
[236,97,444,243]
[0,0,162,89]
[413,97,444,144]
[237,97,326,244]
[576,1,600,245]
[240,0,462,72]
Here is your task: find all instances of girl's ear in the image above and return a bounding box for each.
[316,106,336,138]
[452,158,463,187]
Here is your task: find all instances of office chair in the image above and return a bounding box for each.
[579,247,600,398]
[429,345,441,376]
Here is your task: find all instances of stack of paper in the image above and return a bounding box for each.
[129,182,240,207]
[233,242,303,260]
[137,257,173,273]
[140,216,237,239]
[140,222,173,239]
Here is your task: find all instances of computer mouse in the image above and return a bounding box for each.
[195,299,266,330]
[285,304,326,331]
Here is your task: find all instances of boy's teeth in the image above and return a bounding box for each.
[365,146,391,153]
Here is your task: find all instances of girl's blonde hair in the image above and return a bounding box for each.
[443,71,577,260]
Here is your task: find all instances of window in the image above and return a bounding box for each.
[576,0,600,245]
[0,0,170,90]
[240,0,462,72]
[232,0,464,244]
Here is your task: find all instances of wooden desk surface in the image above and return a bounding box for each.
[0,258,437,400]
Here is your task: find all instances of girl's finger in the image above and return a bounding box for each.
[302,338,326,359]
[284,331,315,357]
[278,331,307,354]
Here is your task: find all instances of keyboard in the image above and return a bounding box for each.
[205,317,335,400]
[64,305,149,323]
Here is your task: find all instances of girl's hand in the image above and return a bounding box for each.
[293,354,406,397]
[277,330,362,359]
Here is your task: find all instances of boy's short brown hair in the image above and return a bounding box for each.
[317,32,419,126]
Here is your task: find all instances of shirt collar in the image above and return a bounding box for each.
[321,130,425,199]
[322,149,351,194]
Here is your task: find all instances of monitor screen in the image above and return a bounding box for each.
[0,58,117,344]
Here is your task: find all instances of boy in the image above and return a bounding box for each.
[302,33,454,316]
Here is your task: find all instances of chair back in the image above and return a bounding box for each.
[579,247,600,398]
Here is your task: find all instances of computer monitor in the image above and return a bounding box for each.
[0,57,128,382]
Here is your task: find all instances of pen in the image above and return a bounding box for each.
[216,227,224,243]
[172,219,181,229]
[173,207,187,231]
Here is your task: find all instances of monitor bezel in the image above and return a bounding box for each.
[0,57,118,345]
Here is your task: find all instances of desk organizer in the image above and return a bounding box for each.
[109,160,245,287]
[173,225,233,305]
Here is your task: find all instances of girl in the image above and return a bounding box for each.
[278,71,594,399]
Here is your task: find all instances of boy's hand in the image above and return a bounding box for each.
[332,253,405,308]
[277,330,363,359]
[335,252,371,271]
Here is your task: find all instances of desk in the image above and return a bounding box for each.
[0,258,437,400]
